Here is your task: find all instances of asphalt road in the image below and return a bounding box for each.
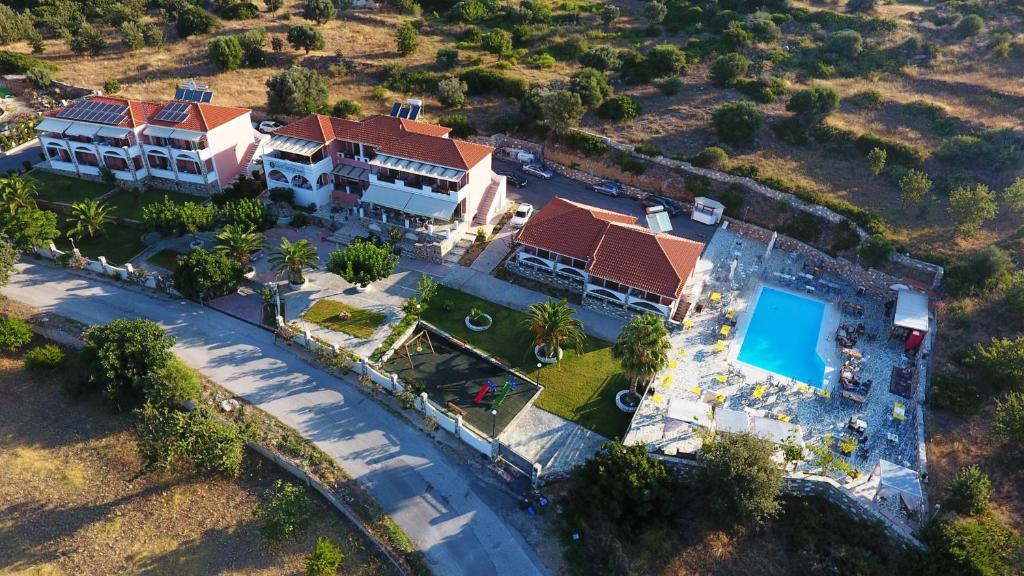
[0,142,42,175]
[3,262,550,576]
[495,159,716,245]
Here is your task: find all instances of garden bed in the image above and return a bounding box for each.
[106,188,201,221]
[54,224,147,265]
[303,299,387,340]
[146,248,184,272]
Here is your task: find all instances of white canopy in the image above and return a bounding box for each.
[371,153,465,182]
[97,125,131,139]
[694,196,725,210]
[871,459,925,514]
[64,122,101,137]
[268,135,323,156]
[169,129,203,141]
[749,416,804,447]
[36,117,72,133]
[666,399,712,425]
[143,125,177,139]
[360,185,458,221]
[714,408,749,433]
[894,289,929,332]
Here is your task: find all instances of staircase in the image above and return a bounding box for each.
[225,137,263,188]
[443,229,476,266]
[472,176,502,226]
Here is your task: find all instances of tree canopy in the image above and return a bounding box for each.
[266,66,328,116]
[326,238,398,288]
[697,432,783,527]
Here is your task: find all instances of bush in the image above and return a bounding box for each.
[0,315,32,353]
[302,0,336,24]
[143,356,201,407]
[781,212,820,243]
[846,89,885,109]
[948,183,998,237]
[596,96,640,121]
[698,433,783,527]
[733,77,787,103]
[458,67,527,97]
[857,233,892,267]
[711,53,749,86]
[103,78,122,94]
[925,514,1021,576]
[438,114,475,138]
[81,319,175,409]
[222,1,260,19]
[957,14,984,37]
[993,390,1024,448]
[24,344,64,371]
[527,52,555,69]
[945,465,992,516]
[218,198,277,231]
[569,68,612,108]
[258,480,314,541]
[899,169,931,205]
[565,130,607,157]
[712,101,763,146]
[436,47,458,69]
[331,99,361,118]
[267,66,329,117]
[436,76,468,107]
[929,371,982,415]
[0,51,58,75]
[854,133,925,166]
[646,44,687,77]
[771,116,810,145]
[177,5,218,38]
[135,402,245,477]
[286,24,325,54]
[326,239,399,288]
[270,187,295,204]
[944,246,1013,297]
[657,77,683,96]
[617,49,652,84]
[209,35,244,71]
[786,86,839,120]
[141,197,216,236]
[173,248,245,300]
[694,146,728,169]
[306,536,344,576]
[578,46,621,71]
[482,29,512,56]
[396,22,419,55]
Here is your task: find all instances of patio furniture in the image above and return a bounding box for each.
[720,325,732,337]
[778,414,791,422]
[886,432,899,443]
[714,340,727,352]
[893,402,906,421]
[847,417,868,435]
[690,385,702,396]
[710,292,721,302]
[817,389,831,399]
[684,320,694,330]
[752,384,766,399]
[714,374,728,383]
[726,309,736,321]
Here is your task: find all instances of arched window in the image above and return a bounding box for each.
[521,256,553,270]
[630,301,665,314]
[268,169,288,183]
[557,266,586,279]
[103,151,129,171]
[291,175,312,189]
[74,148,99,167]
[176,157,201,175]
[591,288,624,302]
[317,172,331,187]
[46,144,71,162]
[147,150,170,170]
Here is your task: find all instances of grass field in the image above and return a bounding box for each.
[420,286,632,439]
[0,337,396,576]
[28,170,111,204]
[105,188,202,221]
[55,224,147,265]
[304,298,387,339]
[146,248,184,272]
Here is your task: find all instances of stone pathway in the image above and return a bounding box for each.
[499,406,607,476]
[470,229,515,274]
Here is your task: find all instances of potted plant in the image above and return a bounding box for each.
[326,238,399,292]
[613,313,670,412]
[523,298,585,364]
[268,237,319,287]
[465,307,493,332]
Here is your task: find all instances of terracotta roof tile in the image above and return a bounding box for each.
[44,95,250,132]
[516,198,705,297]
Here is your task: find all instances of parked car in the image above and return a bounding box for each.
[258,120,283,133]
[642,196,681,217]
[522,163,554,180]
[646,193,684,215]
[592,180,624,197]
[498,171,528,188]
[510,203,534,227]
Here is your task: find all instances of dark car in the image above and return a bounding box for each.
[642,195,681,217]
[498,171,528,188]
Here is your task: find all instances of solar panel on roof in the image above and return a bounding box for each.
[199,90,213,103]
[408,105,421,120]
[56,99,128,125]
[154,101,190,123]
[175,88,187,100]
[388,103,402,117]
[397,105,411,119]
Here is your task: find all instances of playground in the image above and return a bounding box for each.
[382,324,541,438]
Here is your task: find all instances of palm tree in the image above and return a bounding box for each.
[0,174,38,214]
[613,313,671,400]
[522,298,585,361]
[268,237,319,285]
[67,199,113,239]
[215,224,264,270]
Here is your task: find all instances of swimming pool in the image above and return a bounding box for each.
[737,286,827,388]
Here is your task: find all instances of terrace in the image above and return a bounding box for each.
[625,224,930,524]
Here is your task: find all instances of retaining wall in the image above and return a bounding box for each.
[34,242,179,296]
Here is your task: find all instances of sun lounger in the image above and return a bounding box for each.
[893,402,906,421]
[714,340,727,352]
[714,374,728,383]
[752,384,766,399]
[690,385,702,396]
[710,292,721,302]
[720,325,732,337]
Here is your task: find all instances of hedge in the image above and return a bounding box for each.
[0,51,58,74]
[458,67,528,98]
[565,130,608,157]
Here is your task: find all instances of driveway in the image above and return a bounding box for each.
[3,262,550,576]
[496,159,716,245]
[0,142,41,175]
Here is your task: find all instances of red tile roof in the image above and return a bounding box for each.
[516,197,705,298]
[274,114,492,170]
[44,95,250,132]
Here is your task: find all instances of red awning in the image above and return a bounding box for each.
[332,191,360,205]
[905,330,923,352]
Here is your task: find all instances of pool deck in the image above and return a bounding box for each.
[625,225,924,490]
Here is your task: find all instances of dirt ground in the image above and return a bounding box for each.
[0,338,395,576]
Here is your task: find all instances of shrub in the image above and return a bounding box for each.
[846,89,885,109]
[824,29,863,60]
[177,5,218,38]
[925,514,1021,576]
[121,21,145,50]
[866,147,886,175]
[0,51,58,75]
[258,479,314,541]
[781,212,820,243]
[712,101,763,146]
[527,52,555,69]
[436,76,468,107]
[929,371,982,414]
[965,336,1024,390]
[395,22,418,55]
[270,187,295,204]
[786,86,839,120]
[565,130,607,157]
[209,35,244,71]
[222,2,260,19]
[326,239,399,288]
[597,95,640,121]
[69,24,107,56]
[135,402,245,477]
[142,23,165,47]
[711,53,749,86]
[646,44,687,77]
[854,133,925,166]
[694,146,728,169]
[945,246,1013,297]
[578,46,621,70]
[719,185,745,216]
[1002,177,1024,213]
[733,77,787,103]
[957,14,984,37]
[945,465,992,516]
[617,49,652,84]
[265,0,284,11]
[331,99,361,118]
[482,29,512,56]
[438,114,475,138]
[948,183,998,237]
[899,169,931,205]
[173,248,245,300]
[266,66,328,116]
[25,67,52,89]
[698,433,783,527]
[302,0,336,24]
[436,47,458,69]
[771,116,810,145]
[458,67,527,98]
[305,536,344,576]
[0,315,32,353]
[569,68,613,108]
[24,344,64,371]
[80,319,175,409]
[143,356,202,407]
[857,234,892,267]
[657,77,683,96]
[237,28,267,66]
[218,198,276,231]
[286,24,325,54]
[994,390,1024,449]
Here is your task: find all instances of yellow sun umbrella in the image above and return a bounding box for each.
[690,385,702,396]
[778,414,791,423]
[818,389,831,399]
[678,348,687,356]
[710,292,721,302]
[663,374,673,385]
[669,360,679,369]
[726,309,736,321]
[714,374,728,383]
[714,340,727,352]
[797,383,811,394]
[652,393,664,405]
[893,402,906,421]
[752,384,766,399]
[720,325,732,337]
[683,320,694,330]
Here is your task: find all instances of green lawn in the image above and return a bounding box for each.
[146,248,184,272]
[420,286,632,439]
[105,189,201,221]
[54,225,146,265]
[304,299,387,339]
[28,170,112,204]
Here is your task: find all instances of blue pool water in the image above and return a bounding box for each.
[737,286,827,388]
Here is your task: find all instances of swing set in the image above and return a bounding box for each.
[399,328,436,370]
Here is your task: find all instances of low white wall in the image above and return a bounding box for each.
[34,242,174,294]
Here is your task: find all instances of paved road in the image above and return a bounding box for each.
[0,142,41,175]
[3,262,550,576]
[496,159,716,245]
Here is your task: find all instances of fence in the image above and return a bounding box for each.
[34,242,180,296]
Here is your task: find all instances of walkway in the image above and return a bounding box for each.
[443,266,626,342]
[498,406,607,476]
[470,229,514,274]
[3,262,550,576]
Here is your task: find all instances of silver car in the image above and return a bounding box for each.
[522,163,553,180]
[592,180,624,197]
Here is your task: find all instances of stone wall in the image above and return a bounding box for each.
[413,242,444,264]
[505,259,585,293]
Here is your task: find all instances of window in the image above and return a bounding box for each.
[537,249,550,260]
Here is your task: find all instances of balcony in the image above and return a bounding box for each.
[368,172,456,198]
[264,155,333,186]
